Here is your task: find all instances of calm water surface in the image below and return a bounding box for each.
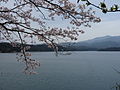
[0,51,120,90]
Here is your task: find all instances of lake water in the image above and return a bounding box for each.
[0,51,120,90]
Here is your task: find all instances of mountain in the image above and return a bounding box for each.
[1,35,120,52]
[0,42,65,53]
[99,47,120,51]
[61,35,120,50]
[29,44,64,51]
[0,42,21,53]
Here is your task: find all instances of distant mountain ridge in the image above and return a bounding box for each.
[1,35,120,52]
[61,35,120,50]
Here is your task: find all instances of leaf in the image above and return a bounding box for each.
[110,5,119,11]
[100,2,106,8]
[114,4,119,10]
[110,7,114,11]
[102,9,107,13]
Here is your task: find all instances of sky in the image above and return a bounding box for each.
[1,0,120,43]
[76,0,120,41]
[77,13,120,41]
[75,0,120,41]
[43,0,120,42]
[47,0,120,42]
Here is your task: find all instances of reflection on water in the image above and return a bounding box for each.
[0,52,120,90]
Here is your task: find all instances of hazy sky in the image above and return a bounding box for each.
[2,0,120,43]
[77,12,120,41]
[45,0,120,42]
[74,0,120,41]
[75,0,120,41]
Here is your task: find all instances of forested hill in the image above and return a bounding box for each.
[61,35,120,51]
[0,42,21,53]
[0,42,65,53]
[1,35,120,53]
[0,42,96,53]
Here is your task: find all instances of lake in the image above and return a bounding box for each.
[0,51,120,90]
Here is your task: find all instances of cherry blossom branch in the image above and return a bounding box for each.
[77,0,120,13]
[0,0,101,74]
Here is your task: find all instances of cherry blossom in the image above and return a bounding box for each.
[0,0,101,74]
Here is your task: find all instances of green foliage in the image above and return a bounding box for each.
[77,0,120,13]
[99,2,108,13]
[100,2,106,8]
[0,43,21,53]
[102,9,108,13]
[110,4,119,11]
